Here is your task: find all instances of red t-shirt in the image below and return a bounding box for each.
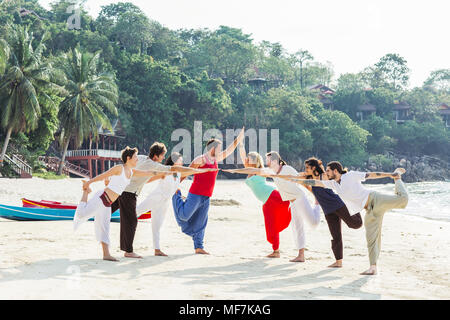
[189,155,219,197]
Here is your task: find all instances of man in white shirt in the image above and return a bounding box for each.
[277,161,409,275]
[265,151,321,262]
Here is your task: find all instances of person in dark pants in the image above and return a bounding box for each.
[110,142,204,259]
[303,157,363,268]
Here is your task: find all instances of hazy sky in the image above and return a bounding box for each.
[39,0,450,88]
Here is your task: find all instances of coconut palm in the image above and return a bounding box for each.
[57,46,118,175]
[0,25,60,164]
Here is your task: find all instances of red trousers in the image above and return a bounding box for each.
[262,190,292,251]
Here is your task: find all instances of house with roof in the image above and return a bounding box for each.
[439,103,450,128]
[392,101,413,123]
[308,84,335,109]
[356,103,377,121]
[63,119,126,178]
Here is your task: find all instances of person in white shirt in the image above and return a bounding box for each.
[274,161,409,275]
[264,151,321,262]
[135,152,216,256]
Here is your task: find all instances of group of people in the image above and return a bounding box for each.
[74,127,409,275]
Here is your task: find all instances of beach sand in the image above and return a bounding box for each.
[0,177,449,300]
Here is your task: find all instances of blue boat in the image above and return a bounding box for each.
[0,204,121,222]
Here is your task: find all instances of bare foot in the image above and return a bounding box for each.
[154,249,168,257]
[266,250,280,258]
[360,266,377,275]
[103,255,119,262]
[195,248,210,255]
[289,255,305,262]
[124,252,142,259]
[290,249,305,262]
[328,260,343,268]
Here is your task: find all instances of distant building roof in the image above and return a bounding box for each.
[357,103,376,111]
[393,102,411,110]
[308,84,335,94]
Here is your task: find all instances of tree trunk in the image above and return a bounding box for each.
[58,139,70,175]
[0,127,13,165]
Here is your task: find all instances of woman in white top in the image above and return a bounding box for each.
[136,152,217,256]
[74,147,172,261]
[263,151,321,263]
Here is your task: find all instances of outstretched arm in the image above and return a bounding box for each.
[84,165,122,189]
[132,169,173,178]
[364,172,396,180]
[180,167,218,178]
[216,127,245,163]
[222,168,269,175]
[288,178,327,188]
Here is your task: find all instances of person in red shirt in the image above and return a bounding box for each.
[172,127,245,254]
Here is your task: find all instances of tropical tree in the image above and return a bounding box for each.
[56,47,118,174]
[0,25,59,163]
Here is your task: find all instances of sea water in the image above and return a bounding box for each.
[368,181,450,222]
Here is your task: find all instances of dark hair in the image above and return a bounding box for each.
[121,146,138,163]
[266,151,287,166]
[206,138,222,151]
[165,152,182,166]
[327,161,348,174]
[304,157,325,176]
[149,142,167,160]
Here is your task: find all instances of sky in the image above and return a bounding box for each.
[38,0,450,88]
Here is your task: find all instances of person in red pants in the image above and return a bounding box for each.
[223,145,291,258]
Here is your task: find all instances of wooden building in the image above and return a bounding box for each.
[64,119,126,178]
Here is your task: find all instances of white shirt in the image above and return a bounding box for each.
[272,165,306,201]
[124,155,171,196]
[321,171,371,215]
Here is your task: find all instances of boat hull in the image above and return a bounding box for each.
[21,198,151,219]
[0,204,121,222]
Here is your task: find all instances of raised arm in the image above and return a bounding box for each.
[216,127,245,163]
[238,142,248,167]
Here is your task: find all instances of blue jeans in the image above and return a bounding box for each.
[172,190,210,249]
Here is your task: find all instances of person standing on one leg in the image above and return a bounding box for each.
[303,157,362,268]
[279,161,409,275]
[135,152,219,256]
[223,146,291,258]
[111,142,203,259]
[74,147,169,261]
[264,151,321,263]
[172,127,245,255]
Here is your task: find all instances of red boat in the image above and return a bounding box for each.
[21,198,151,219]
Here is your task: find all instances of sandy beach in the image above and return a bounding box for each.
[0,177,449,300]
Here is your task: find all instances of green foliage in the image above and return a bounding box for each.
[310,109,370,167]
[0,0,448,174]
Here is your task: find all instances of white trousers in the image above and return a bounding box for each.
[136,193,169,250]
[73,190,112,245]
[289,191,321,250]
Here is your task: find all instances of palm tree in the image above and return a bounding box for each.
[0,25,59,164]
[57,47,118,175]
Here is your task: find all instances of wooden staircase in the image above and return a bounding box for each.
[2,154,33,178]
[38,156,90,179]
